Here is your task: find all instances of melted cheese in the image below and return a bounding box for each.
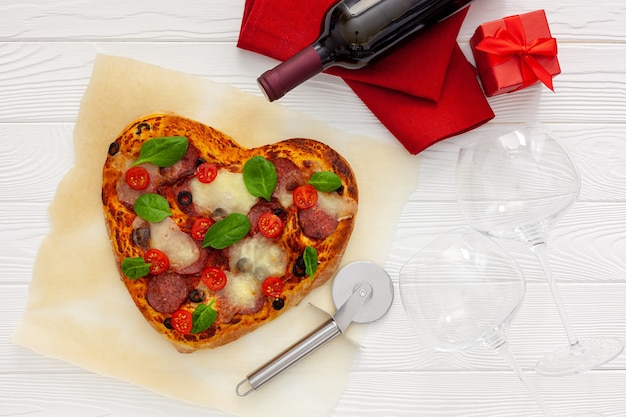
[222,272,261,310]
[229,235,288,280]
[150,217,199,269]
[276,188,293,209]
[276,186,357,220]
[316,192,357,221]
[189,169,258,216]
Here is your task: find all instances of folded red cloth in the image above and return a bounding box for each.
[238,0,494,154]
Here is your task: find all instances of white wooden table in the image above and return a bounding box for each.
[2,1,625,416]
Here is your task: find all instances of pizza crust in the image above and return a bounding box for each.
[102,113,358,352]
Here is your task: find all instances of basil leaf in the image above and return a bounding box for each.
[134,193,172,223]
[243,156,277,201]
[192,300,218,334]
[121,257,150,280]
[202,213,251,249]
[304,246,318,278]
[131,136,189,167]
[308,171,342,192]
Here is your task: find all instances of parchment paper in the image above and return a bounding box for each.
[13,54,420,417]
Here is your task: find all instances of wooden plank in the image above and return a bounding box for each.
[5,277,626,373]
[334,370,626,417]
[0,372,229,416]
[357,283,626,371]
[415,123,626,202]
[0,0,625,42]
[0,42,626,129]
[0,370,624,417]
[391,200,626,284]
[5,277,626,415]
[2,192,626,284]
[1,124,625,286]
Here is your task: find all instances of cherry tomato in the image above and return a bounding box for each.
[144,248,170,275]
[261,276,284,298]
[258,212,284,238]
[201,266,227,291]
[191,217,214,240]
[293,184,318,209]
[171,309,193,334]
[125,166,150,190]
[196,162,218,184]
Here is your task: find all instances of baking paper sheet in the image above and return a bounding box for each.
[13,54,420,417]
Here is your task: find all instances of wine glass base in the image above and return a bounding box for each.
[536,337,624,377]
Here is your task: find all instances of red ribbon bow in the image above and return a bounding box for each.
[476,15,558,91]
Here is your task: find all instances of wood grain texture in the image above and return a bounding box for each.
[1,0,625,416]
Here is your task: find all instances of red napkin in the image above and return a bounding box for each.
[238,0,495,154]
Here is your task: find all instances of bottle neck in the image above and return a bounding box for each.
[257,46,324,102]
[313,38,337,68]
[313,34,364,69]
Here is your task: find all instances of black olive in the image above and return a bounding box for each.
[292,255,306,277]
[272,207,288,222]
[212,207,228,219]
[272,298,285,310]
[163,317,173,329]
[131,226,151,248]
[135,123,150,135]
[254,267,270,281]
[236,257,253,273]
[108,142,120,156]
[177,191,193,206]
[189,289,206,303]
[195,157,206,168]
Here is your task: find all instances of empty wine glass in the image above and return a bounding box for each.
[399,227,557,416]
[455,123,623,377]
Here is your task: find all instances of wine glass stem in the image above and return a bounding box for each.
[532,242,580,346]
[495,342,555,417]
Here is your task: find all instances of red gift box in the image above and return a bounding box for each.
[470,10,561,97]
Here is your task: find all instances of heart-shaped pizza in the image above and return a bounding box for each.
[102,113,358,353]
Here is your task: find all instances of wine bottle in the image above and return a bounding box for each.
[257,0,474,101]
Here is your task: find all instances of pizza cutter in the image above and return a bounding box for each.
[235,261,394,396]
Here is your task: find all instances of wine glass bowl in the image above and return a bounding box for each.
[400,227,557,416]
[399,228,525,352]
[455,124,580,245]
[455,123,623,377]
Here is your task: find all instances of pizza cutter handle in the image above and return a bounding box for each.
[235,318,341,397]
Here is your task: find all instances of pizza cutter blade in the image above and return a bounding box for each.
[235,261,394,396]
